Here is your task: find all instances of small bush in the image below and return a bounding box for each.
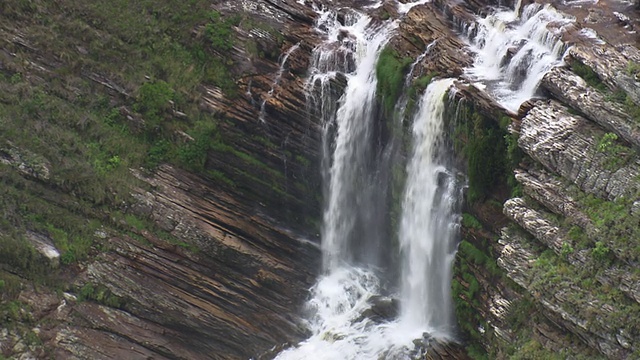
[592,241,610,262]
[626,61,640,76]
[560,242,574,259]
[205,11,240,52]
[78,283,125,309]
[177,120,218,171]
[135,80,174,131]
[597,132,618,153]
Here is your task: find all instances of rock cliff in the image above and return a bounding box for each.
[1,0,639,359]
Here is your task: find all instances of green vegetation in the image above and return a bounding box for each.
[626,61,640,77]
[560,242,574,259]
[375,47,414,116]
[445,99,526,204]
[239,18,284,60]
[597,132,619,153]
[404,72,438,117]
[571,59,640,126]
[205,11,241,52]
[530,242,640,337]
[452,237,503,359]
[464,113,507,203]
[578,193,640,265]
[462,213,483,230]
[0,0,298,281]
[78,283,126,308]
[570,59,606,92]
[591,241,610,263]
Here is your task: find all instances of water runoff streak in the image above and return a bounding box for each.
[260,43,301,123]
[276,2,460,357]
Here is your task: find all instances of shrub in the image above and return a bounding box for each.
[560,242,574,259]
[177,120,218,171]
[135,80,174,131]
[592,241,610,262]
[597,132,618,153]
[205,11,240,52]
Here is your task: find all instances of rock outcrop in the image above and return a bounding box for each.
[1,0,640,359]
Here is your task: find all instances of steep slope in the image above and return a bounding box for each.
[0,0,324,358]
[1,0,639,359]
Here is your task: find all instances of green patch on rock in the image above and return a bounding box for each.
[375,47,414,116]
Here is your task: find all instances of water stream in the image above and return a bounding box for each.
[398,78,460,338]
[463,3,573,111]
[276,0,568,358]
[276,2,459,357]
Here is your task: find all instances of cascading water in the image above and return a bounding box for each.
[395,40,438,118]
[464,3,574,111]
[276,2,461,356]
[318,13,394,272]
[398,78,460,338]
[272,0,579,357]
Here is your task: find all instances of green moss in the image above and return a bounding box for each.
[570,60,606,92]
[375,47,413,116]
[78,283,126,309]
[462,213,483,229]
[465,114,507,203]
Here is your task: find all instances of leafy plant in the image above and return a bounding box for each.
[560,242,574,259]
[597,132,618,153]
[135,80,175,132]
[626,61,640,76]
[205,11,240,52]
[592,241,610,263]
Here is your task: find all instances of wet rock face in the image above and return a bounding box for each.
[19,165,321,360]
[357,295,399,323]
[1,0,639,359]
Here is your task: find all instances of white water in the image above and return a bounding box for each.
[259,43,301,122]
[272,0,580,358]
[398,78,459,338]
[464,3,574,111]
[395,40,438,119]
[278,80,458,360]
[276,2,460,353]
[314,10,396,271]
[397,0,431,14]
[274,0,466,358]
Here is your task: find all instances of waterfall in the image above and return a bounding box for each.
[464,3,573,111]
[319,13,394,272]
[269,0,579,358]
[275,2,460,354]
[398,78,460,338]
